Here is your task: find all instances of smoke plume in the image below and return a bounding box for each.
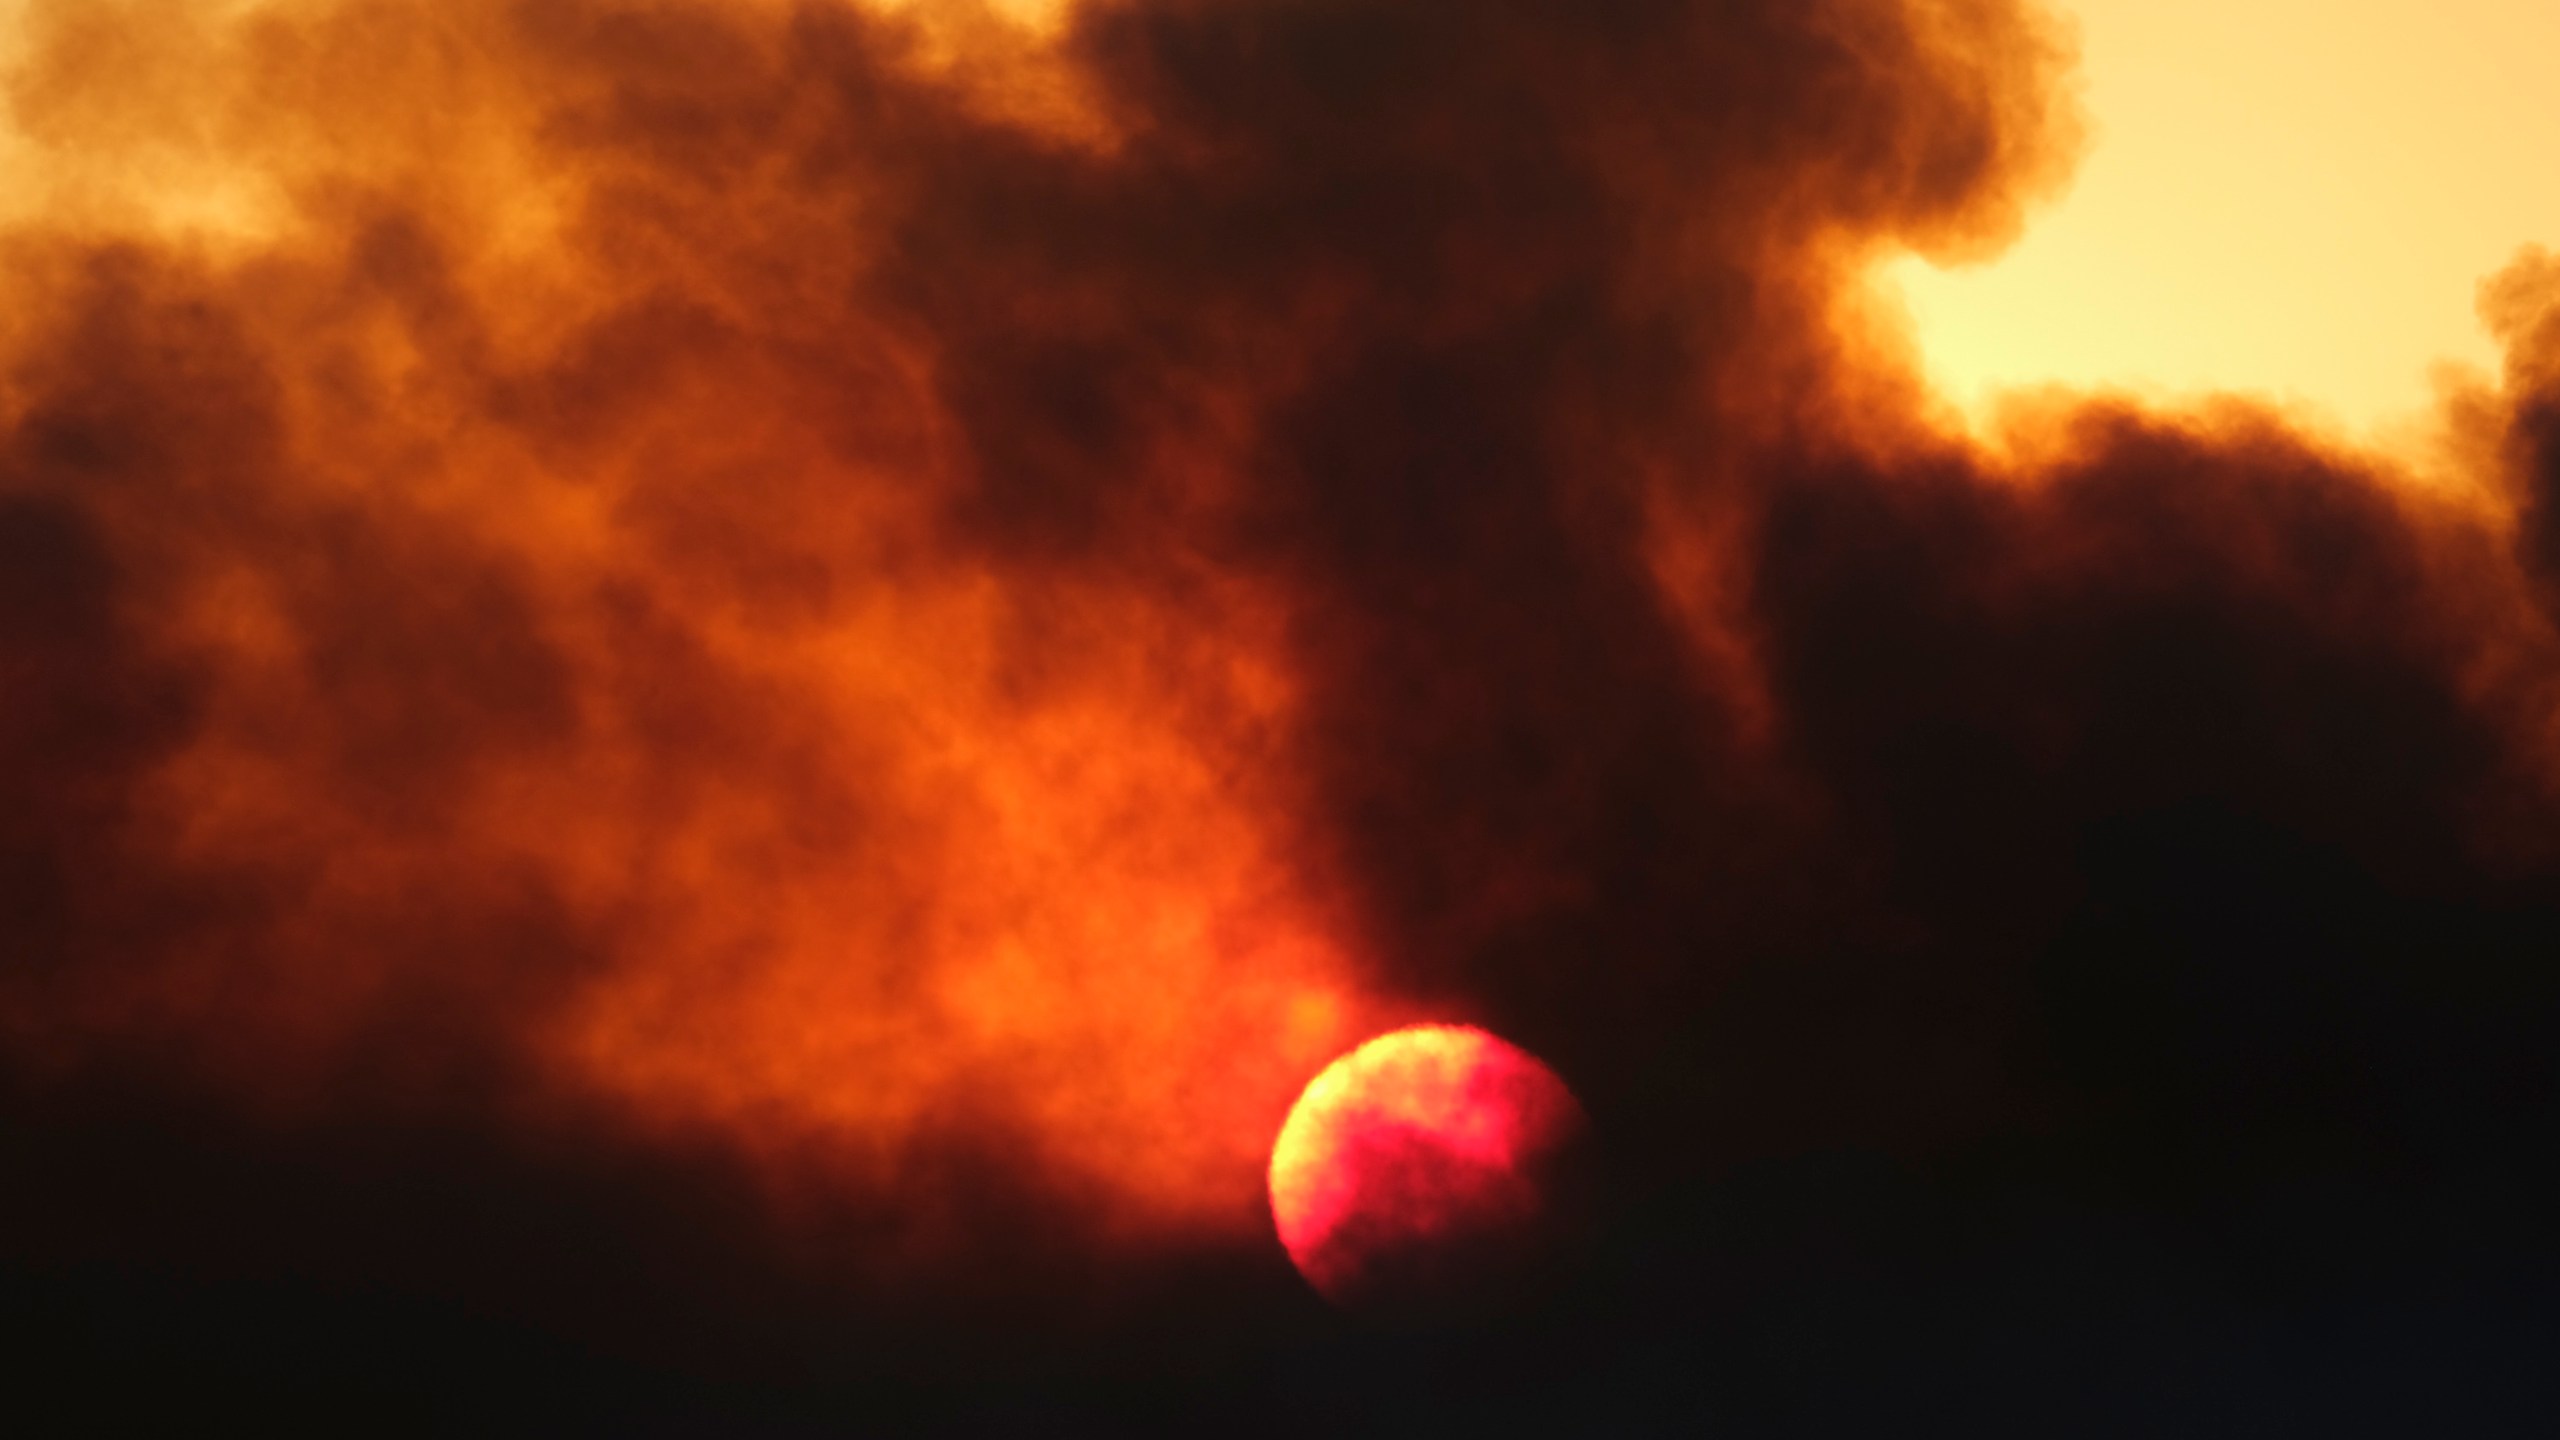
[5,0,2558,1422]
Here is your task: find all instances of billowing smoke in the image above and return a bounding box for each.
[5,0,2557,1421]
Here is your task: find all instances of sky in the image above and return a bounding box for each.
[4,2,2560,1434]
[1883,0,2560,435]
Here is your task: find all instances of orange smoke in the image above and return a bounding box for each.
[8,0,2560,1326]
[0,0,1387,1251]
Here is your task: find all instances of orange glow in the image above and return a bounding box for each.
[0,0,1389,1248]
[1880,0,2560,437]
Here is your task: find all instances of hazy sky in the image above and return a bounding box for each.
[11,2,2560,1428]
[1881,0,2560,434]
[11,0,2552,436]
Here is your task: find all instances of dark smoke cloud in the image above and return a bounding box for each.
[4,0,2558,1429]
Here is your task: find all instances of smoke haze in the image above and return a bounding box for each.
[4,0,2557,1429]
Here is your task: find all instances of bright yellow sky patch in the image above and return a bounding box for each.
[1883,0,2560,436]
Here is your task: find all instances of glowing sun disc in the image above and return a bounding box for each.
[1268,1024,1594,1320]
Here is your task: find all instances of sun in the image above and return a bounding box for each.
[1268,1024,1596,1323]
